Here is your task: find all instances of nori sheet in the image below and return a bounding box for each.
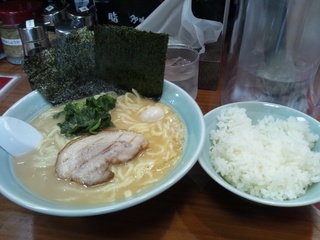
[94,25,169,100]
[23,28,120,105]
[23,26,168,105]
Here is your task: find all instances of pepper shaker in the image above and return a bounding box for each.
[18,19,51,58]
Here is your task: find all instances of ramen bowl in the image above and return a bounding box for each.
[0,80,205,216]
[199,101,320,207]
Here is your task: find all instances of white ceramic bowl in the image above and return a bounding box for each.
[199,101,320,207]
[0,80,205,216]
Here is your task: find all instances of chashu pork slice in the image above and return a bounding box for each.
[55,130,148,186]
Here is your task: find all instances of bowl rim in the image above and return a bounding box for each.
[0,80,206,216]
[198,101,320,207]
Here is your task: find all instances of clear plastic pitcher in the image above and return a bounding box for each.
[222,0,320,117]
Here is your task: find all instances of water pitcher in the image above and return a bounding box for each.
[222,0,320,117]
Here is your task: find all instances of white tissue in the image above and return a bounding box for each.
[136,0,223,53]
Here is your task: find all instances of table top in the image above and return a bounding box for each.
[1,57,320,240]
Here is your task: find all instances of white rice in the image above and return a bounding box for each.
[209,106,320,201]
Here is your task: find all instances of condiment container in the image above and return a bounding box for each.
[42,3,68,30]
[54,19,83,38]
[18,20,51,58]
[0,0,42,64]
[0,24,23,64]
[66,7,95,29]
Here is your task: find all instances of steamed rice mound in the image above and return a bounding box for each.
[209,106,320,201]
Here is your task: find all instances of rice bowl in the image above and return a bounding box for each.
[199,101,320,207]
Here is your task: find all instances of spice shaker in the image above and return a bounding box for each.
[66,0,96,29]
[42,3,68,31]
[0,0,42,64]
[18,20,51,58]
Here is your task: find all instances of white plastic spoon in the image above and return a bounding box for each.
[0,116,42,156]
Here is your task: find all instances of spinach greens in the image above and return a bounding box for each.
[53,94,116,138]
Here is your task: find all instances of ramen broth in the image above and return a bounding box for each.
[13,92,185,205]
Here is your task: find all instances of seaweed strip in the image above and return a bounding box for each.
[23,28,122,105]
[94,25,168,100]
[23,26,168,105]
